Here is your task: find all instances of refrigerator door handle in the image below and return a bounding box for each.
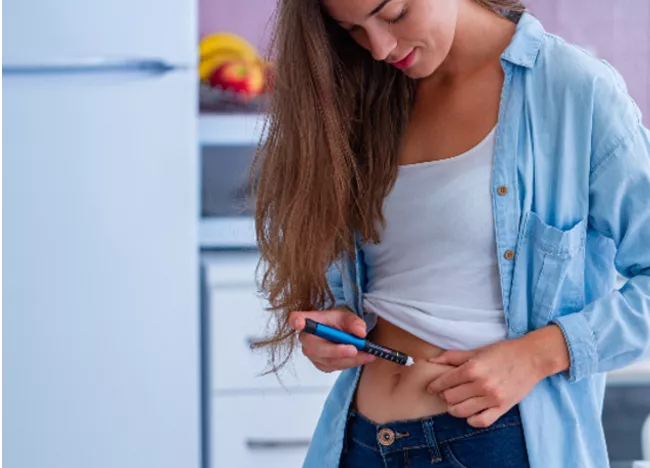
[2,58,187,75]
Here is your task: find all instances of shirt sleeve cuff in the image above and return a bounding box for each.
[551,312,599,382]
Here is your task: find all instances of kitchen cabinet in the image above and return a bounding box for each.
[201,251,339,467]
[211,392,330,468]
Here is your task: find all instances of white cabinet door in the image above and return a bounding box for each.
[211,392,331,468]
[209,285,340,391]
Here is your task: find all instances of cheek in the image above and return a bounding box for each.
[411,0,458,48]
[414,15,456,62]
[405,31,453,78]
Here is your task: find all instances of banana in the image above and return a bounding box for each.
[198,33,261,82]
[199,33,259,62]
[199,49,250,81]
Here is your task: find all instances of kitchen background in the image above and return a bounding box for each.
[3,1,649,468]
[199,0,649,121]
[193,0,650,465]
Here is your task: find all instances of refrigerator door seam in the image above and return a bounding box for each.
[3,58,188,75]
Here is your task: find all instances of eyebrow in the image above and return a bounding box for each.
[367,0,393,17]
[332,0,394,29]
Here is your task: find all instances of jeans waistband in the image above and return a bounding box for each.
[346,404,522,457]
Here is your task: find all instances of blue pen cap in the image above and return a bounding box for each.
[303,318,319,335]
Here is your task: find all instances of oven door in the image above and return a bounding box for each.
[200,114,264,249]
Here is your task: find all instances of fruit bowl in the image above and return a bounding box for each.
[199,82,269,113]
[198,32,272,113]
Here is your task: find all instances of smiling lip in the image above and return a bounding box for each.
[391,49,416,70]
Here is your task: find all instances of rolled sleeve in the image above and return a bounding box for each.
[556,118,650,382]
[552,312,599,382]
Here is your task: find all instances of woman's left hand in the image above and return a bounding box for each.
[426,335,549,429]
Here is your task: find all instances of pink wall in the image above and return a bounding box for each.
[527,0,649,125]
[199,0,649,122]
[199,0,276,56]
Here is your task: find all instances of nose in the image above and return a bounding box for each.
[366,29,397,62]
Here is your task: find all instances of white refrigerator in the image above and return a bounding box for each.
[3,0,201,467]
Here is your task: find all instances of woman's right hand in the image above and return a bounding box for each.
[289,307,377,373]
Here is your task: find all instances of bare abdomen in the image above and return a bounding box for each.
[352,316,455,424]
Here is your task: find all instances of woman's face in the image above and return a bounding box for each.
[322,0,460,78]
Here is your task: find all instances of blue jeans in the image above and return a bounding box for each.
[340,404,530,467]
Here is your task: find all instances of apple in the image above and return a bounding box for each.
[208,59,265,99]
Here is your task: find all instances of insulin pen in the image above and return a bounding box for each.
[302,318,415,366]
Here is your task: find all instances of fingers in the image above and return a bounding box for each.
[289,308,374,372]
[434,379,508,428]
[289,308,366,337]
[467,406,507,428]
[340,310,367,338]
[428,350,476,366]
[446,396,494,419]
[438,382,482,406]
[288,311,312,332]
[312,352,377,373]
[427,364,473,394]
[299,335,358,360]
[299,332,376,361]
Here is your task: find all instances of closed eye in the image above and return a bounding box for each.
[338,5,407,32]
[388,7,408,24]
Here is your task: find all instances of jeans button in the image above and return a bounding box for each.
[378,428,395,446]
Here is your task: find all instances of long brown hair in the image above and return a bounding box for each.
[250,0,526,377]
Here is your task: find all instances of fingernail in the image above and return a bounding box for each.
[344,347,357,357]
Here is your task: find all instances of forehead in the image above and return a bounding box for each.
[322,0,389,22]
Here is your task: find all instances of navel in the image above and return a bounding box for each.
[390,371,402,390]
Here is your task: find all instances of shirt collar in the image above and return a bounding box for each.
[500,11,545,69]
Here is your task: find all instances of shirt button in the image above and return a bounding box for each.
[504,250,515,261]
[497,185,508,196]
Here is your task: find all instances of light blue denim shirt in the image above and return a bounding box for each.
[302,11,650,468]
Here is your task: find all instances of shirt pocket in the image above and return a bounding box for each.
[510,210,587,332]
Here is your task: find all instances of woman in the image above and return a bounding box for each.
[251,0,650,467]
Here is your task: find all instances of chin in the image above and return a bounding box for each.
[404,67,430,79]
[401,50,438,78]
[404,62,436,79]
[405,54,445,79]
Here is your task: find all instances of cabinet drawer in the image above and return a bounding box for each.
[209,286,339,391]
[210,392,329,468]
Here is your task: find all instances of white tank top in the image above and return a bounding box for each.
[362,126,508,350]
